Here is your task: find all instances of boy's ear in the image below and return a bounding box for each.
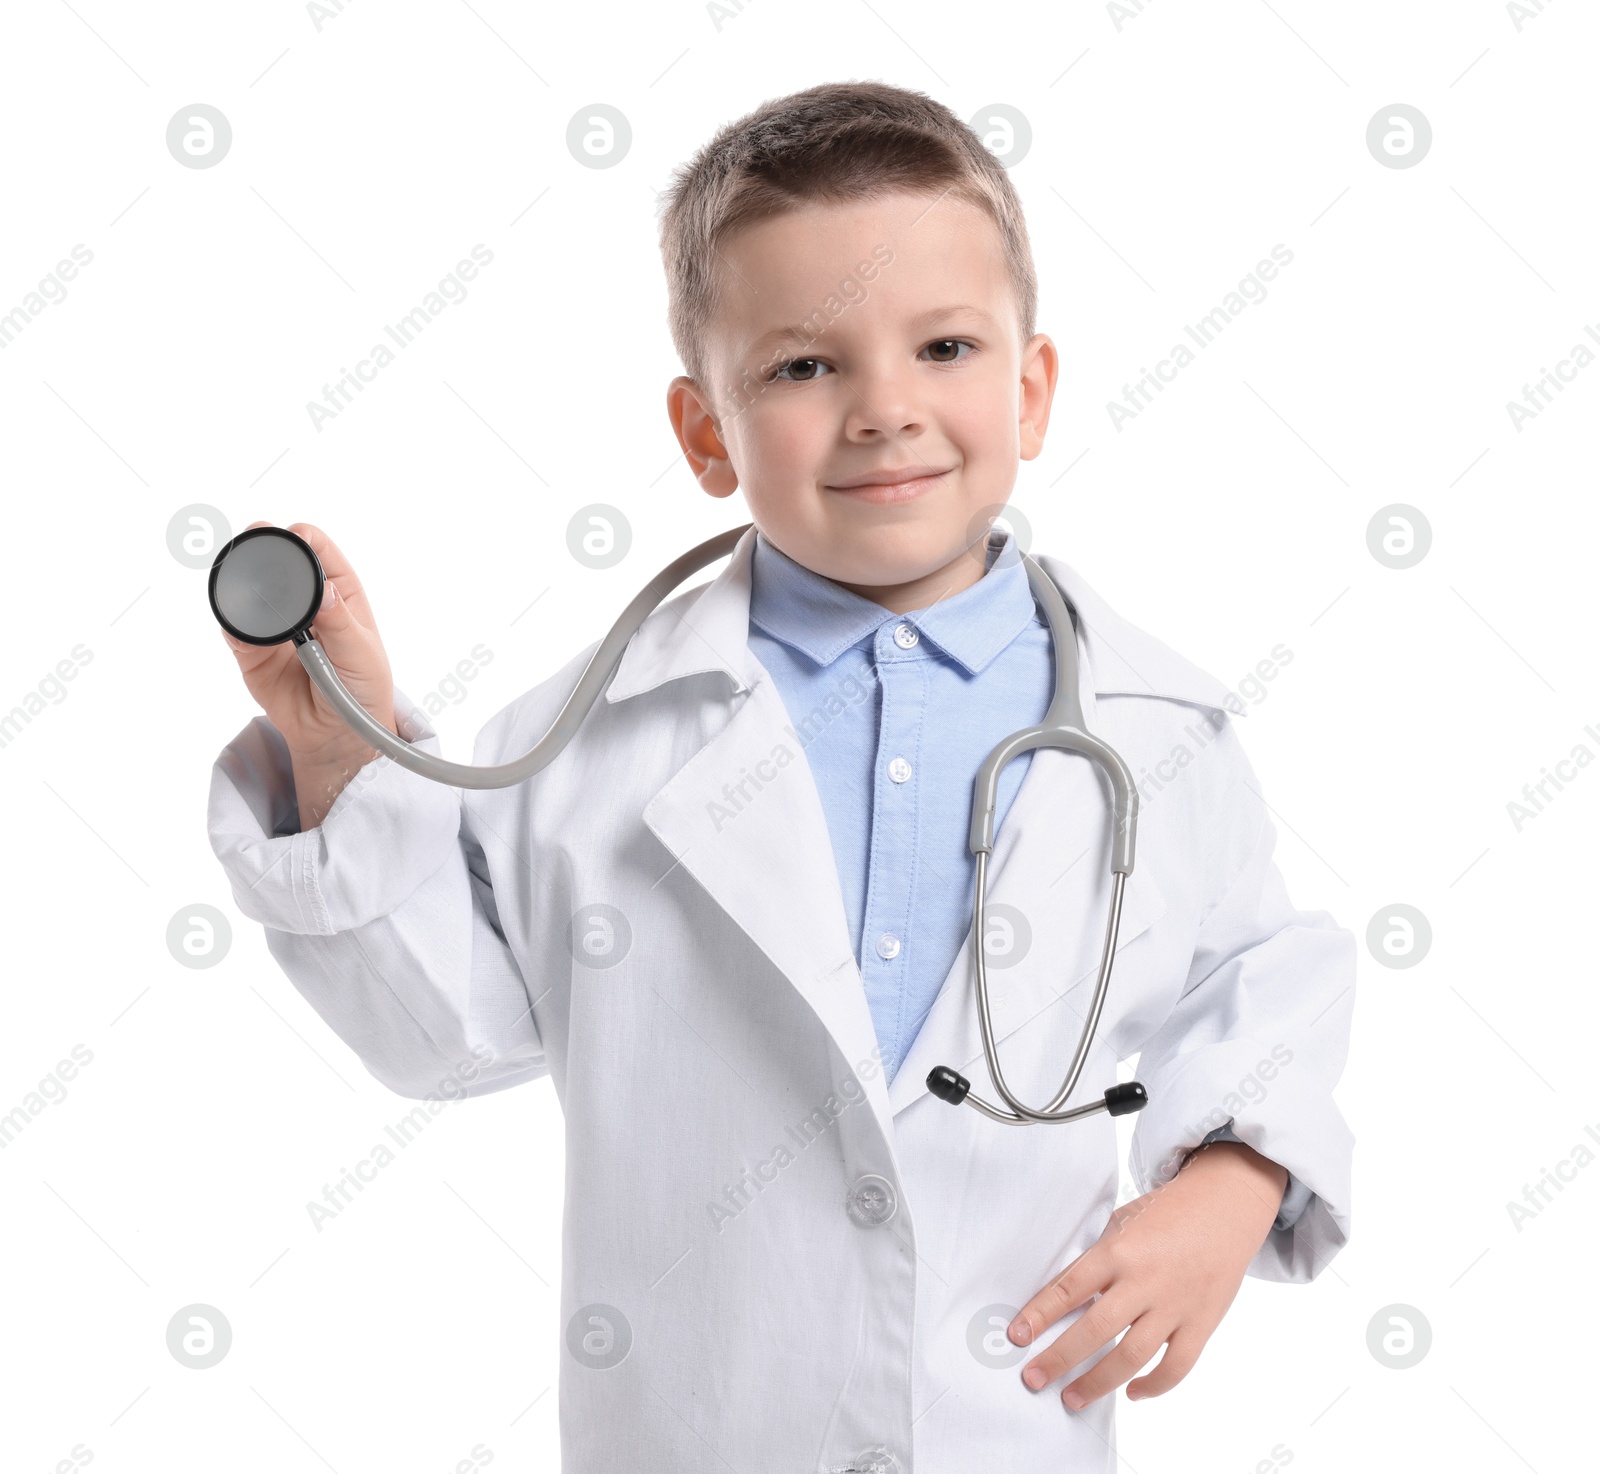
[667,376,739,498]
[1017,333,1060,462]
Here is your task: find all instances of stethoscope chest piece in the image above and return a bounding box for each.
[209,526,325,647]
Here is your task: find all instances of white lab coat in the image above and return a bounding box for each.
[208,526,1354,1474]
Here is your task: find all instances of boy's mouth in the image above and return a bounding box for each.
[825,464,953,505]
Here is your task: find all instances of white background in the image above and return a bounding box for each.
[2,1,1596,1470]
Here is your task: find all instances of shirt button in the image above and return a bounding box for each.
[875,932,901,960]
[845,1174,898,1228]
[892,622,919,649]
[887,756,912,783]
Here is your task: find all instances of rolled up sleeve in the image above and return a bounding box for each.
[208,690,464,935]
[1129,726,1356,1283]
[206,689,546,1100]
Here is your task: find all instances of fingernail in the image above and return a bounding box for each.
[1023,1367,1046,1391]
[1063,1389,1086,1410]
[1009,1317,1031,1344]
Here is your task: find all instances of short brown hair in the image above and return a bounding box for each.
[657,80,1038,396]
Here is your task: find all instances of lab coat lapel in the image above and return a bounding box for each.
[640,656,894,1148]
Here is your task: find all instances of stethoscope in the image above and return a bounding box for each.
[207,523,1149,1127]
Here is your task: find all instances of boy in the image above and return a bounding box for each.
[210,81,1353,1474]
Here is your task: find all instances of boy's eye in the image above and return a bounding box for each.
[773,357,830,382]
[922,338,972,363]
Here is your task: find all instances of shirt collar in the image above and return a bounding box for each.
[599,522,1245,720]
[748,528,1039,675]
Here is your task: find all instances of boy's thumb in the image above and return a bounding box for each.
[310,579,356,642]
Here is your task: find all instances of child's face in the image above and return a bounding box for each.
[667,190,1058,608]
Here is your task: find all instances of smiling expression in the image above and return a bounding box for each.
[667,189,1059,614]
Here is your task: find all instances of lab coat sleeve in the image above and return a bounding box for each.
[206,687,547,1101]
[1127,719,1355,1284]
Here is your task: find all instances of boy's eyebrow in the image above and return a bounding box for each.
[746,303,998,357]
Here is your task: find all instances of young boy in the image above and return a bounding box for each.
[210,81,1353,1474]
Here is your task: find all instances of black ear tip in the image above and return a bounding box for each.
[1104,1081,1148,1117]
[927,1066,971,1105]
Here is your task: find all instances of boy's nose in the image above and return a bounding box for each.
[840,373,926,440]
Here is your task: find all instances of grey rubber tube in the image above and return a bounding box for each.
[292,523,752,790]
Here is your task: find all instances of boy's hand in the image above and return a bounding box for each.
[220,522,399,829]
[1007,1141,1288,1409]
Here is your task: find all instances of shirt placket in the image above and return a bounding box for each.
[859,616,930,1081]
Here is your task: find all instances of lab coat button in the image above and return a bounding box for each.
[888,756,912,783]
[892,622,919,649]
[832,1446,902,1473]
[846,1174,897,1227]
[875,932,901,960]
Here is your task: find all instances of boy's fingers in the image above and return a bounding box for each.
[286,522,380,630]
[1018,1286,1136,1392]
[1125,1327,1203,1401]
[1057,1314,1171,1408]
[1009,1252,1108,1346]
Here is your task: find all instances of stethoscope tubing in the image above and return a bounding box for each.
[291,522,752,790]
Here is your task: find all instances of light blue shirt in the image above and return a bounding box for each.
[745,528,1311,1232]
[748,528,1050,1083]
